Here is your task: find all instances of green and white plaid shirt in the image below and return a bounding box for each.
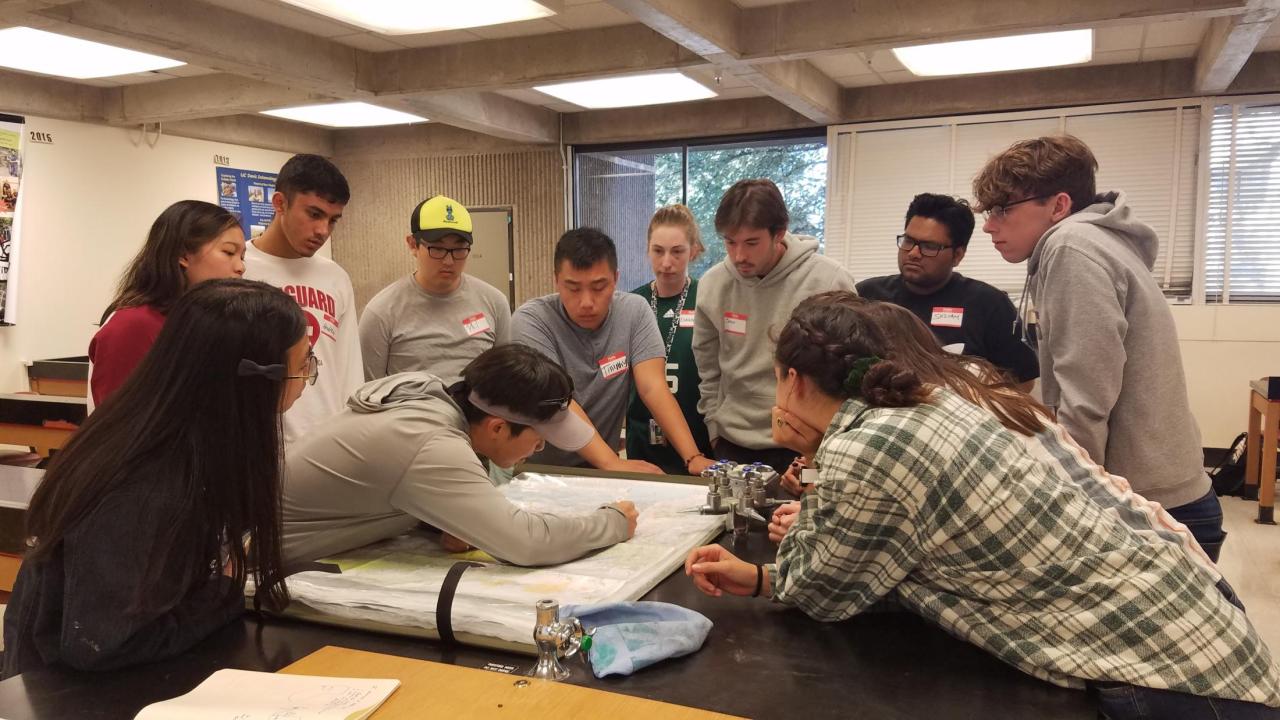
[773,388,1280,705]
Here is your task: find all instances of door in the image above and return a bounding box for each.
[467,206,515,310]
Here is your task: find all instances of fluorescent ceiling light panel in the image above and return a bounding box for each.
[892,29,1093,77]
[279,0,561,35]
[261,102,428,128]
[0,27,184,79]
[534,72,717,109]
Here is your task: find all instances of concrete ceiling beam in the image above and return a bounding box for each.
[1194,0,1280,93]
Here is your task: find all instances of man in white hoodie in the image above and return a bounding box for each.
[974,135,1224,560]
[694,179,856,473]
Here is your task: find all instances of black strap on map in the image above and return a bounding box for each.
[280,561,341,579]
[437,560,484,645]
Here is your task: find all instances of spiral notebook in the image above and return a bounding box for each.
[134,668,399,720]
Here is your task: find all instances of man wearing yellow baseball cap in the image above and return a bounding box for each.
[359,195,511,383]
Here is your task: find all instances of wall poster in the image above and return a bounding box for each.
[215,166,278,240]
[0,112,26,325]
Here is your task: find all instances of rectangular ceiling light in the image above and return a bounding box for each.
[534,72,717,109]
[279,0,561,35]
[261,102,428,128]
[893,29,1093,77]
[0,27,184,79]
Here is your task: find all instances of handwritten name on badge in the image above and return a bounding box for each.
[598,351,629,379]
[930,307,964,328]
[679,309,695,328]
[724,312,748,336]
[462,312,491,337]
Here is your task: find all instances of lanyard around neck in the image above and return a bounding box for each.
[649,277,689,359]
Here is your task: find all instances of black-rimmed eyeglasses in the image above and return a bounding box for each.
[983,194,1052,221]
[421,245,472,260]
[895,234,952,258]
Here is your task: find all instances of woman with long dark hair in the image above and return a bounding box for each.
[686,295,1279,718]
[3,278,311,676]
[89,200,246,408]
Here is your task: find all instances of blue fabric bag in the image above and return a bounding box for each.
[560,601,713,678]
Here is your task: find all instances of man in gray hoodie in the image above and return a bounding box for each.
[694,179,857,474]
[974,135,1224,560]
[281,344,638,566]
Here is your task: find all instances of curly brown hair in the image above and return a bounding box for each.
[971,135,1097,214]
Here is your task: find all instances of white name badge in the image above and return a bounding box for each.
[724,312,748,336]
[679,309,695,328]
[930,306,964,328]
[462,312,491,337]
[598,351,629,379]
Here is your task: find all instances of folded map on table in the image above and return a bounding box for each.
[270,473,725,653]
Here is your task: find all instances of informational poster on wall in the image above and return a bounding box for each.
[215,166,277,240]
[0,112,26,326]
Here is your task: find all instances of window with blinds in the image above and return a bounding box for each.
[825,105,1199,299]
[1205,103,1280,302]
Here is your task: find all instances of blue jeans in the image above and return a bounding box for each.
[1167,489,1227,563]
[1092,683,1280,719]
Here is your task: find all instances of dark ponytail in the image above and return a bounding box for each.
[776,292,930,408]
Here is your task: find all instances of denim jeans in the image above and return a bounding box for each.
[1092,682,1280,719]
[1167,489,1227,563]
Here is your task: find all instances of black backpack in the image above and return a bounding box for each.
[1210,433,1249,497]
[1210,432,1280,498]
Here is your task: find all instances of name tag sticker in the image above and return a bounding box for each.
[598,351,629,379]
[930,307,964,328]
[679,309,695,328]
[462,313,491,336]
[724,312,748,336]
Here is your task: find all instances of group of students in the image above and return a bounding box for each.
[1,137,1276,718]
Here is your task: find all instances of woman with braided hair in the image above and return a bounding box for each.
[685,294,1280,719]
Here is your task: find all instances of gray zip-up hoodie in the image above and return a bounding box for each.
[693,234,856,449]
[1026,191,1210,509]
[281,372,628,565]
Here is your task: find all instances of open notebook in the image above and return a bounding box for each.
[134,668,399,720]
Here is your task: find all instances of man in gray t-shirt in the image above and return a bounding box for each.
[359,195,511,383]
[513,228,715,476]
[360,274,510,383]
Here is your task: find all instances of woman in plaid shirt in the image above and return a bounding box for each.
[686,295,1280,718]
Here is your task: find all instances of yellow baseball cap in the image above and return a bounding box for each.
[410,195,473,244]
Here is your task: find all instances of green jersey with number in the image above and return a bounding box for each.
[625,279,712,474]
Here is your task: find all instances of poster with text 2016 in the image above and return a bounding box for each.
[215,167,278,240]
[0,112,26,326]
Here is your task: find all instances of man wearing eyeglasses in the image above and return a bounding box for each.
[974,135,1223,563]
[856,193,1038,390]
[359,196,511,384]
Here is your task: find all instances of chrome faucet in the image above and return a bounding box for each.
[528,599,592,681]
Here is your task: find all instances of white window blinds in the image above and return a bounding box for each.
[1205,103,1280,302]
[826,105,1200,297]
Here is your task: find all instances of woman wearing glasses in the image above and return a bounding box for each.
[280,343,639,567]
[687,295,1280,718]
[4,279,308,676]
[358,195,511,384]
[89,200,247,410]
